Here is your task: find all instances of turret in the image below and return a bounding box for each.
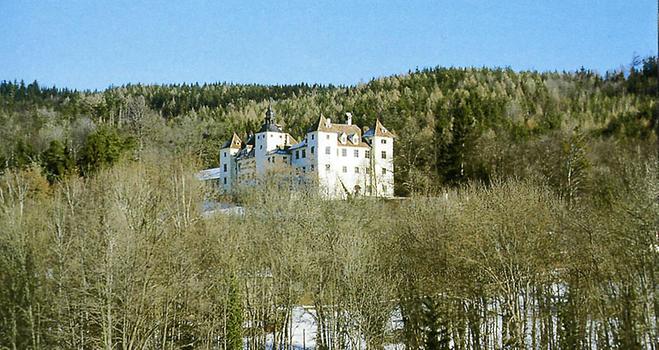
[219,133,242,191]
[255,105,287,176]
[364,119,395,197]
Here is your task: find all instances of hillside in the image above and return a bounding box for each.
[2,57,656,198]
[0,58,657,349]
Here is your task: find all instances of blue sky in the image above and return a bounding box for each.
[1,0,656,90]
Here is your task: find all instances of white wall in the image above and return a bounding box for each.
[219,147,239,192]
[371,135,394,197]
[221,123,395,198]
[255,131,287,176]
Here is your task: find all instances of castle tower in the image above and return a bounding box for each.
[364,118,395,197]
[219,133,242,191]
[254,105,287,176]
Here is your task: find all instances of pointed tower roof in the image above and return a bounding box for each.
[258,105,284,133]
[364,118,395,138]
[308,114,328,132]
[308,113,361,135]
[221,133,243,149]
[245,132,255,147]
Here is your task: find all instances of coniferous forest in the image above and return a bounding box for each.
[0,57,657,349]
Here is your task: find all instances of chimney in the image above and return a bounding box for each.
[345,112,353,125]
[325,117,332,128]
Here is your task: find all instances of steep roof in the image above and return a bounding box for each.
[308,114,362,136]
[258,105,284,133]
[244,133,255,147]
[285,133,298,145]
[258,122,284,133]
[364,119,395,138]
[221,133,243,149]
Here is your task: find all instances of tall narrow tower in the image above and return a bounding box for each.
[364,119,395,197]
[254,105,286,176]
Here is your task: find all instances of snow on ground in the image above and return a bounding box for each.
[202,200,244,217]
[251,306,403,350]
[290,306,318,349]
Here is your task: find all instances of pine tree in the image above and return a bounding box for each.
[435,92,478,186]
[226,276,243,350]
[41,140,75,183]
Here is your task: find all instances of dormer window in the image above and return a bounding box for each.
[351,134,359,144]
[340,133,347,144]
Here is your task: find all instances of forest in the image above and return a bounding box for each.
[0,56,657,349]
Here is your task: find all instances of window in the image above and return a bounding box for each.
[310,146,315,154]
[223,164,227,172]
[342,166,348,173]
[354,167,359,174]
[223,152,227,157]
[382,185,387,192]
[279,135,283,138]
[381,139,387,144]
[283,156,287,161]
[259,145,263,150]
[302,150,306,158]
[365,150,370,158]
[303,167,306,172]
[382,168,387,175]
[270,134,273,138]
[325,146,331,155]
[325,164,331,170]
[381,151,386,159]
[326,134,330,140]
[354,150,359,157]
[311,134,315,140]
[223,177,227,184]
[341,149,347,157]
[311,164,314,170]
[296,150,300,159]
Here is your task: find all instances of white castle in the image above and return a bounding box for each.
[215,106,395,198]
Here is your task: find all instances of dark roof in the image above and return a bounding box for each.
[245,133,255,147]
[258,105,284,133]
[266,148,291,156]
[236,147,255,160]
[258,122,284,133]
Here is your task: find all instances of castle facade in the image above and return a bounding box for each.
[217,107,395,198]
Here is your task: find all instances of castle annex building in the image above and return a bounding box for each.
[216,107,395,198]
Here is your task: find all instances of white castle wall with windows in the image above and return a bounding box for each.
[218,107,395,198]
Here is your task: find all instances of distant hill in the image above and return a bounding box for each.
[1,57,656,196]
